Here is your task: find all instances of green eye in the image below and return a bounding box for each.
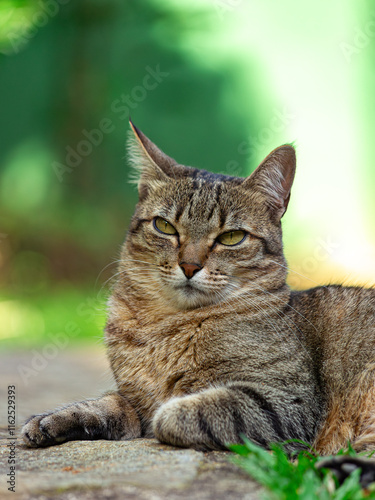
[154,217,177,235]
[217,230,246,246]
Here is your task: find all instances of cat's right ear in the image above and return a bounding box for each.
[127,119,177,199]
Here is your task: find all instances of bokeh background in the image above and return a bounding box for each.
[1,0,375,348]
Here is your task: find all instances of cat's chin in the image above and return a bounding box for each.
[169,285,221,310]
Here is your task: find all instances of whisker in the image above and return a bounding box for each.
[267,258,329,289]
[224,270,320,336]
[94,258,124,289]
[230,284,313,359]
[251,282,320,335]
[229,286,295,340]
[236,300,310,363]
[121,257,159,267]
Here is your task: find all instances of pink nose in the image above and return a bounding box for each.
[179,262,202,279]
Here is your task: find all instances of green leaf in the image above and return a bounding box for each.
[229,439,374,500]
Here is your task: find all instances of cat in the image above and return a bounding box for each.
[22,119,375,457]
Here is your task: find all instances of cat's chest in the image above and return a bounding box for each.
[106,313,280,421]
[107,316,242,414]
[109,318,208,394]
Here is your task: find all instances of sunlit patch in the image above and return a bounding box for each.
[0,300,45,340]
[1,140,54,215]
[330,233,375,285]
[0,2,40,54]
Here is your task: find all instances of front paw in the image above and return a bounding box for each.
[153,393,228,451]
[22,404,91,448]
[22,413,65,448]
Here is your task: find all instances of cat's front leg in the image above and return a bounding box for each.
[153,382,316,452]
[22,392,141,448]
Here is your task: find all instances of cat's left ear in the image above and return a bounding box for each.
[243,145,296,219]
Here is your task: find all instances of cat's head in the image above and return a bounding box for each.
[121,120,295,311]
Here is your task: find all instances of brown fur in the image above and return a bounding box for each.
[314,364,375,454]
[22,121,375,456]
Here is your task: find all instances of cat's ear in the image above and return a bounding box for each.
[243,145,296,219]
[127,119,177,198]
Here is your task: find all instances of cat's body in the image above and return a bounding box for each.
[107,284,321,447]
[22,121,375,455]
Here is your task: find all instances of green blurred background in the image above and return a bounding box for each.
[1,0,374,348]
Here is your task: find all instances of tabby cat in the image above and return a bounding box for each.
[23,120,375,456]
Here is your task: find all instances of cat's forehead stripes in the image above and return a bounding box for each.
[171,180,230,234]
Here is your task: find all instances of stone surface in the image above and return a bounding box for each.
[0,347,261,499]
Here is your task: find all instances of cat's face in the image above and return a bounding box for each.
[121,121,296,311]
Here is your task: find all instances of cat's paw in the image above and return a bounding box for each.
[153,391,228,451]
[22,412,66,448]
[22,404,95,448]
[153,396,200,448]
[22,394,142,447]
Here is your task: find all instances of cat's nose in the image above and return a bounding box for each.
[179,262,202,279]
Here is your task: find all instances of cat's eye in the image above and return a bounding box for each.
[217,230,246,246]
[154,217,177,235]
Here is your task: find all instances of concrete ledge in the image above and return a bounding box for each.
[0,437,260,499]
[0,347,261,499]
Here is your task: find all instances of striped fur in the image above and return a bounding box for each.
[23,122,375,455]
